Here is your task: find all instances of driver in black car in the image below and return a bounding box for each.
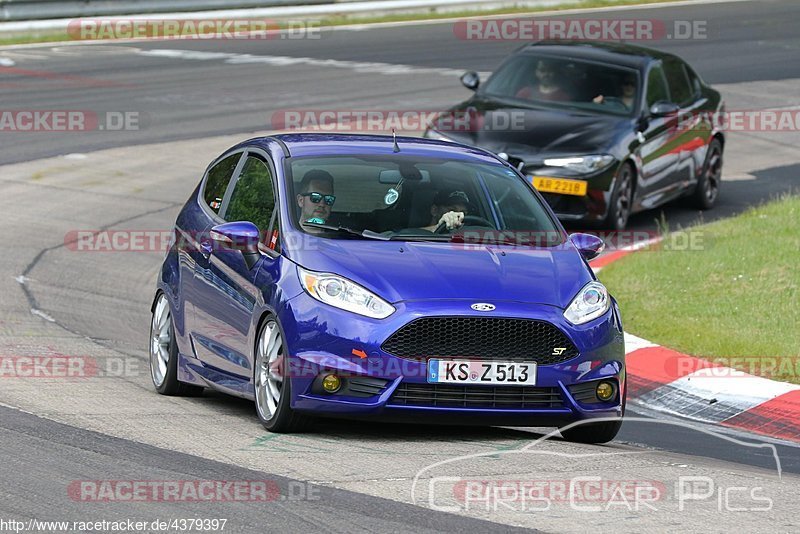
[593,73,637,110]
[421,190,471,232]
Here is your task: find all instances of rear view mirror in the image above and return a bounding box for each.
[569,233,605,261]
[378,169,431,184]
[460,71,480,91]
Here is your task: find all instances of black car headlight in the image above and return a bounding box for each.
[543,154,615,174]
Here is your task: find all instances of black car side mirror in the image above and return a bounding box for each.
[649,101,680,117]
[460,71,480,91]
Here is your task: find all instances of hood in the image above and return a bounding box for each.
[289,239,594,309]
[437,98,628,160]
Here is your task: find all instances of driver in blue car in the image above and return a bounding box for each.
[422,190,471,232]
[296,169,336,226]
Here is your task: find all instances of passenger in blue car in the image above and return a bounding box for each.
[421,190,471,232]
[296,169,335,226]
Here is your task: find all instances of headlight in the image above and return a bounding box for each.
[423,129,456,143]
[564,281,610,325]
[297,267,395,319]
[543,154,615,174]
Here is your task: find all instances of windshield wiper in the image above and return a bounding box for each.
[301,222,390,241]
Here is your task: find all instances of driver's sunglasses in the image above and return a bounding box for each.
[301,192,336,206]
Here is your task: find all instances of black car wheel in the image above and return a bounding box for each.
[149,293,203,396]
[604,163,634,231]
[693,138,723,209]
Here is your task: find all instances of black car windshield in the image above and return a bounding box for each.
[288,155,564,246]
[482,53,641,116]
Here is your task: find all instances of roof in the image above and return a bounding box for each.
[248,133,503,163]
[518,41,676,69]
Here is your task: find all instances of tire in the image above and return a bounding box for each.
[692,138,723,210]
[560,419,623,444]
[603,163,635,231]
[149,293,204,396]
[253,318,311,433]
[560,382,626,444]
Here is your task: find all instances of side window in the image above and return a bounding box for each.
[685,66,702,98]
[663,58,694,107]
[224,156,276,232]
[645,64,670,108]
[203,153,241,214]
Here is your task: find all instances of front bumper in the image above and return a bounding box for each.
[526,163,620,224]
[280,293,625,427]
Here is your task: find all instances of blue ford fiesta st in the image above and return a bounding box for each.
[150,133,626,443]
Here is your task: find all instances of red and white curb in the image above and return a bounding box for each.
[623,333,800,443]
[589,240,800,444]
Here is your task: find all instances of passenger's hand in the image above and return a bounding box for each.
[438,211,465,230]
[593,95,604,104]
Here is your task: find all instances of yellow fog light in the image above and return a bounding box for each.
[321,374,341,393]
[596,381,615,402]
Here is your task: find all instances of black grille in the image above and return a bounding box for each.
[568,380,618,404]
[541,193,587,216]
[568,381,601,403]
[389,383,564,409]
[381,317,579,365]
[347,376,389,397]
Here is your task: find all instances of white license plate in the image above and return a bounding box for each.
[427,360,536,386]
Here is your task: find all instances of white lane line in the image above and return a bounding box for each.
[138,48,489,78]
[31,309,56,322]
[0,57,15,66]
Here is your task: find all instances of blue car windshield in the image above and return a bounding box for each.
[481,53,641,116]
[288,155,564,246]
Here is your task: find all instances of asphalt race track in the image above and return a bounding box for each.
[1,0,799,531]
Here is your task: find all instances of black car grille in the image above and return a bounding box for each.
[389,383,564,409]
[541,193,587,216]
[381,317,579,365]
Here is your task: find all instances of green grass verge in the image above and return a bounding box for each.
[599,195,800,383]
[0,0,682,47]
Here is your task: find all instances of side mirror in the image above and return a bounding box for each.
[569,233,605,261]
[460,71,480,91]
[210,221,260,253]
[649,101,679,117]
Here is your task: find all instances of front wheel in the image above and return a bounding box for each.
[254,319,311,433]
[560,419,622,444]
[692,138,723,209]
[603,163,634,231]
[149,293,203,396]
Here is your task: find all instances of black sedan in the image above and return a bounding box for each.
[424,41,725,230]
